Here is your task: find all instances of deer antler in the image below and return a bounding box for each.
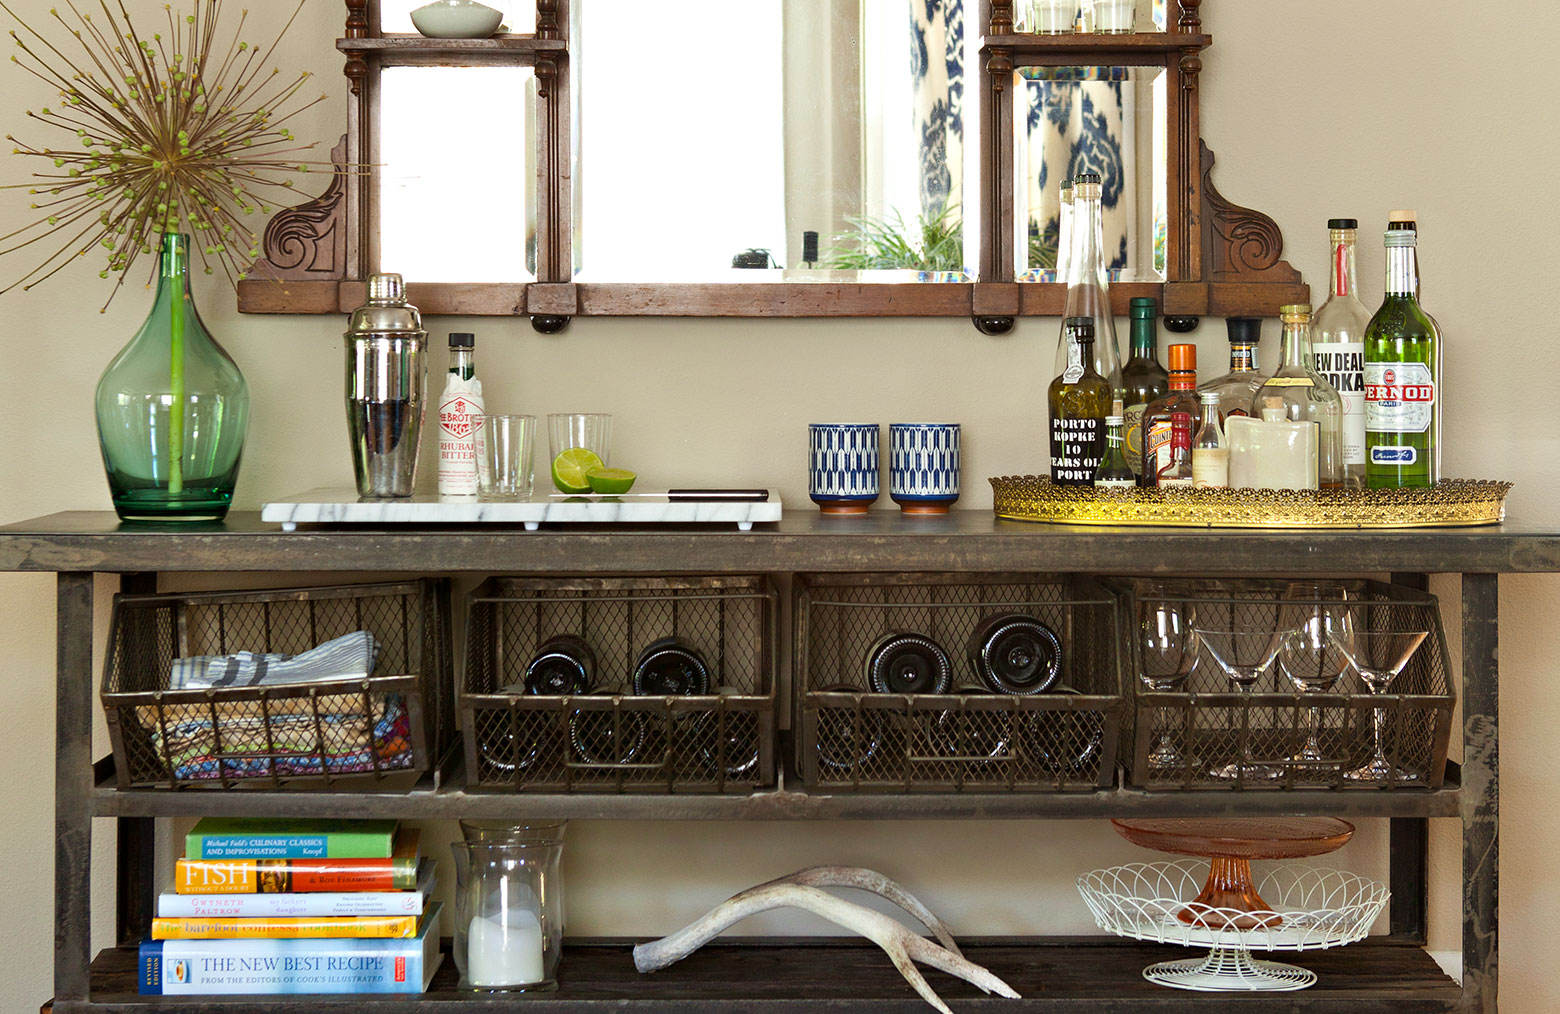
[632,866,1020,1014]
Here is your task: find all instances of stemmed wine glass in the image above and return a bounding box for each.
[1331,629,1430,783]
[1278,583,1354,767]
[1138,592,1199,770]
[1196,627,1293,781]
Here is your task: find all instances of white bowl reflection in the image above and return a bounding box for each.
[410,0,504,39]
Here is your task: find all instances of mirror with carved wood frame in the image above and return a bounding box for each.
[236,0,1306,333]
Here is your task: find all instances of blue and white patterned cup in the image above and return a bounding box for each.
[809,423,880,515]
[889,423,961,514]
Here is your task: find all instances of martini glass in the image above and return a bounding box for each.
[1277,584,1353,767]
[1196,628,1291,782]
[1139,594,1199,770]
[1331,629,1429,783]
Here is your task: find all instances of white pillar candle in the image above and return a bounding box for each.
[467,909,545,988]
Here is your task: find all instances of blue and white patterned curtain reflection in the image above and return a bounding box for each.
[1022,69,1137,278]
[911,0,963,222]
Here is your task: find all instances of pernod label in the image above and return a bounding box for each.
[1364,361,1435,434]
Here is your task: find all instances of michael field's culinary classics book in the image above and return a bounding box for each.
[156,859,433,918]
[138,905,442,995]
[176,829,420,894]
[185,818,400,859]
[151,913,420,940]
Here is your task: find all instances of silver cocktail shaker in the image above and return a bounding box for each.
[346,274,427,498]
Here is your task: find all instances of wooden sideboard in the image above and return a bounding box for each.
[9,509,1542,1012]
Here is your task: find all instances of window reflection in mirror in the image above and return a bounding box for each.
[1014,0,1169,35]
[572,0,974,283]
[378,66,537,282]
[1013,66,1167,283]
[378,0,536,35]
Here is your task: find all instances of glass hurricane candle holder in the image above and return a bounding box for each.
[451,834,565,992]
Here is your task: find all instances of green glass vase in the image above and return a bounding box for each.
[95,233,249,521]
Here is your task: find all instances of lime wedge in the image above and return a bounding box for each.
[586,467,637,495]
[551,447,605,493]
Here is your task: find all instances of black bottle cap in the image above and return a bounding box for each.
[448,332,475,348]
[1225,317,1262,345]
[1327,218,1358,230]
[1075,172,1101,185]
[1129,296,1157,318]
[1065,316,1096,337]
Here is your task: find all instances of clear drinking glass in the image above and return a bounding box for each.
[1139,591,1199,770]
[1031,0,1079,35]
[1278,583,1353,766]
[1197,627,1292,781]
[451,835,565,992]
[1332,629,1430,783]
[478,414,536,499]
[547,412,612,464]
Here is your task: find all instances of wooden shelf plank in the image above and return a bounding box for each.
[62,938,1459,1012]
[2,511,1557,576]
[337,34,567,53]
[89,761,1463,822]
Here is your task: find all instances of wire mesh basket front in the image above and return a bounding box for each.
[795,573,1123,792]
[101,580,452,789]
[1107,578,1454,791]
[461,576,777,793]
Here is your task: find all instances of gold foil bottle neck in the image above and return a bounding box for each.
[1280,303,1312,325]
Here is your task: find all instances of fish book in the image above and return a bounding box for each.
[157,859,432,918]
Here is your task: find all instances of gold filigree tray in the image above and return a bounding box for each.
[989,477,1512,529]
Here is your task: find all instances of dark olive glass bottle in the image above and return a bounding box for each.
[1048,317,1112,486]
[1120,297,1169,477]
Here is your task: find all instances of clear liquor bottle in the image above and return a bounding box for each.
[1121,297,1169,477]
[1056,173,1121,404]
[1048,317,1112,486]
[1364,222,1441,487]
[1254,304,1345,489]
[1196,317,1266,421]
[1191,392,1229,489]
[1138,343,1199,487]
[1095,416,1135,489]
[1311,220,1370,489]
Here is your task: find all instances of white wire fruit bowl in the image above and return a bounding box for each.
[1076,860,1389,991]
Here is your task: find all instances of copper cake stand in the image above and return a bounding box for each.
[1113,817,1355,929]
[1085,817,1372,991]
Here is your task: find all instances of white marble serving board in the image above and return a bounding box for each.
[261,487,782,532]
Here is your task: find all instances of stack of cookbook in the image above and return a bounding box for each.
[138,818,440,995]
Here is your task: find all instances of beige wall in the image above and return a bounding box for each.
[2,0,1558,1008]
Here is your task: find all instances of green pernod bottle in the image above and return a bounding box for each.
[1364,219,1441,487]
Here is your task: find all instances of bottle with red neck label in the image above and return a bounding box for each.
[1138,344,1199,487]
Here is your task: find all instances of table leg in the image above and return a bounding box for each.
[54,573,94,1002]
[1461,572,1498,1014]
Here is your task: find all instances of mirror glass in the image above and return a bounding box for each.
[379,1,537,34]
[1012,65,1167,283]
[1015,0,1169,35]
[378,66,537,282]
[572,0,974,283]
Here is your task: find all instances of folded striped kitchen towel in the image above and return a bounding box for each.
[168,630,381,689]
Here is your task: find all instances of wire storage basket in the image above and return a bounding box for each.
[1107,578,1454,791]
[101,580,453,789]
[461,575,777,793]
[794,573,1124,792]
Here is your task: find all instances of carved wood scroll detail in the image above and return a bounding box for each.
[247,136,349,282]
[1199,139,1302,285]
